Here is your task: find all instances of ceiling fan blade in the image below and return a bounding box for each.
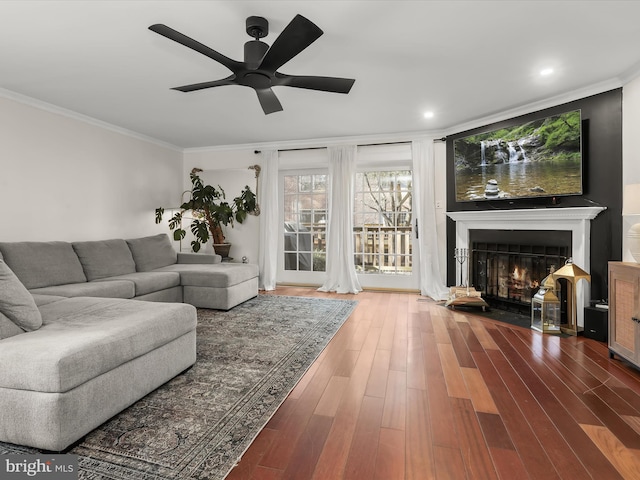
[149,24,241,72]
[172,76,236,92]
[258,14,323,72]
[255,88,283,115]
[274,73,355,94]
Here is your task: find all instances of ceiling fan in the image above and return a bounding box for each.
[149,14,355,115]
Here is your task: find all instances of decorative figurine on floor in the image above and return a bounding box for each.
[446,247,489,311]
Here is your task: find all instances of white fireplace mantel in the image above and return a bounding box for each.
[446,206,606,327]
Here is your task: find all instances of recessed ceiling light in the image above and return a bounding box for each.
[423,111,434,119]
[540,68,554,76]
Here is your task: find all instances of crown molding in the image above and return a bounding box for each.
[0,87,183,152]
[619,60,640,85]
[443,78,623,137]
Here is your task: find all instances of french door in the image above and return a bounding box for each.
[278,168,418,290]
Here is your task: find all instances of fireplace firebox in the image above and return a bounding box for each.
[470,230,572,315]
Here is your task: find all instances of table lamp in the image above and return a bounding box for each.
[623,183,640,262]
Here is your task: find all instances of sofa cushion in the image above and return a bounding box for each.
[177,252,221,264]
[0,311,25,339]
[94,271,180,296]
[0,241,87,289]
[72,239,136,281]
[31,294,67,308]
[0,259,42,331]
[0,297,197,393]
[29,280,135,299]
[156,263,259,288]
[126,234,177,272]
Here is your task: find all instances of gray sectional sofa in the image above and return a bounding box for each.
[0,233,259,451]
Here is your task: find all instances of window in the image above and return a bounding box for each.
[353,170,413,275]
[281,168,413,279]
[283,174,327,272]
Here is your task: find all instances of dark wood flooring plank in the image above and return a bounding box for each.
[497,325,602,426]
[438,342,470,399]
[485,348,591,479]
[281,414,334,480]
[381,369,406,430]
[314,376,350,417]
[581,423,640,479]
[389,307,408,373]
[486,447,529,480]
[460,366,498,414]
[252,466,284,480]
[512,327,640,449]
[406,329,427,391]
[457,321,485,353]
[374,427,405,480]
[449,397,499,480]
[476,412,515,450]
[365,349,391,399]
[472,350,562,480]
[576,340,640,396]
[226,428,280,480]
[422,331,461,448]
[554,338,640,415]
[578,390,640,449]
[466,315,500,351]
[343,395,384,480]
[311,314,382,480]
[433,445,468,480]
[448,323,477,369]
[263,398,296,431]
[333,350,360,378]
[310,411,355,480]
[489,327,624,479]
[406,387,435,479]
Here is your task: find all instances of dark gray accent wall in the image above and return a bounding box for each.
[446,88,623,301]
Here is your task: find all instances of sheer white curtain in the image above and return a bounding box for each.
[258,150,278,290]
[318,145,362,294]
[412,140,449,300]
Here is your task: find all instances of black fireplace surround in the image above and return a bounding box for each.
[446,88,624,302]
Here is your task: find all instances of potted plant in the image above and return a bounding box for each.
[155,168,257,256]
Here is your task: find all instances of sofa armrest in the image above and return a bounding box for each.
[177,252,222,264]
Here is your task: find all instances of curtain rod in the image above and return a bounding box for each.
[254,137,447,154]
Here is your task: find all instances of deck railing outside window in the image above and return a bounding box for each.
[283,170,413,275]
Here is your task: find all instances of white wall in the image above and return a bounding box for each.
[623,75,640,260]
[0,96,183,242]
[182,148,261,262]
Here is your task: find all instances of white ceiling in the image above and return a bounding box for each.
[2,1,640,149]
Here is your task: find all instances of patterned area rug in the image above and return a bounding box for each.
[0,295,357,479]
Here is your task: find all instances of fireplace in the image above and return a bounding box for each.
[470,230,571,315]
[447,207,606,328]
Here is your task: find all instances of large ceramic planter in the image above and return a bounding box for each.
[214,243,232,259]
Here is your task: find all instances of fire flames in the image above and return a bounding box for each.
[512,266,539,290]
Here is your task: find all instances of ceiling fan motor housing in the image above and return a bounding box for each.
[244,40,269,68]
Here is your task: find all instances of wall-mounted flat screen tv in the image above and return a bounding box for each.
[453,109,583,202]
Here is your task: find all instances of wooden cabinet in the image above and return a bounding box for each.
[608,262,640,366]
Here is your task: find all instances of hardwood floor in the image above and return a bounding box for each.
[226,287,640,479]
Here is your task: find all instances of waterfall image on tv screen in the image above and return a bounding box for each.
[453,109,583,202]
